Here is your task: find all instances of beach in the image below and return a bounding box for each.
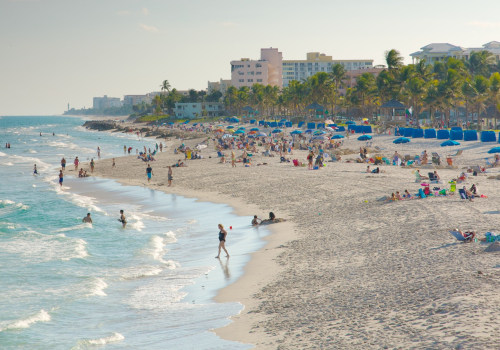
[88,127,500,349]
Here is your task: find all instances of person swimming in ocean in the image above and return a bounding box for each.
[119,209,127,228]
[82,213,93,224]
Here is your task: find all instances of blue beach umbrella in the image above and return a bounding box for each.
[314,130,326,135]
[234,130,245,134]
[250,127,260,131]
[331,134,344,139]
[393,137,410,144]
[237,126,246,130]
[440,140,460,147]
[290,130,303,135]
[346,121,356,125]
[305,129,314,134]
[357,135,372,141]
[487,146,500,154]
[272,129,283,134]
[311,135,327,141]
[226,125,234,129]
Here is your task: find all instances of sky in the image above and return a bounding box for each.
[1,0,500,116]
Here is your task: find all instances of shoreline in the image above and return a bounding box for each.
[87,126,500,349]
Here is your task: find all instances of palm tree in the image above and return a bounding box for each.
[489,72,500,128]
[468,51,495,77]
[385,49,404,70]
[330,63,346,114]
[161,80,171,93]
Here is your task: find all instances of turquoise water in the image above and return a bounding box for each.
[0,116,266,349]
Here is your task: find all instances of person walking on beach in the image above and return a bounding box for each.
[61,157,66,170]
[167,166,173,187]
[112,158,116,168]
[146,164,153,183]
[97,146,101,159]
[215,224,229,258]
[82,213,93,223]
[119,210,127,228]
[58,170,64,187]
[90,158,95,173]
[74,156,79,170]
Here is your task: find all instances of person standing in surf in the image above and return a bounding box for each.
[146,164,153,183]
[61,157,66,170]
[58,170,63,187]
[215,224,229,258]
[119,210,127,228]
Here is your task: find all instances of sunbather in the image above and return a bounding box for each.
[455,229,476,243]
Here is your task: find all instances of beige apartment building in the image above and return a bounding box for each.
[283,52,374,87]
[230,48,283,88]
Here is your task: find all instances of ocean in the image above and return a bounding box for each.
[0,116,268,349]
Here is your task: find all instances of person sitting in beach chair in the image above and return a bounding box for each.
[457,172,467,183]
[428,171,440,183]
[459,186,473,201]
[415,169,428,183]
[450,229,475,243]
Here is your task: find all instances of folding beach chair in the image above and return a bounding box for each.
[428,172,438,182]
[431,152,441,165]
[459,188,469,200]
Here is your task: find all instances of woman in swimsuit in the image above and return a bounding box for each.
[215,224,229,258]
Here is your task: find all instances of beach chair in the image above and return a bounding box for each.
[485,158,493,167]
[431,152,441,165]
[382,157,390,165]
[428,172,438,182]
[450,230,466,242]
[217,151,224,157]
[458,188,470,200]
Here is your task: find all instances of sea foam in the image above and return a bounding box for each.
[0,309,51,332]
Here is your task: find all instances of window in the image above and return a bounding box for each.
[248,71,254,75]
[257,79,263,82]
[256,71,262,75]
[248,79,253,82]
[239,79,244,82]
[256,63,262,68]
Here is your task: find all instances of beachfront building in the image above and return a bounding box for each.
[230,48,283,89]
[207,79,232,95]
[282,52,374,87]
[173,102,225,119]
[410,41,500,65]
[92,95,122,110]
[123,94,151,106]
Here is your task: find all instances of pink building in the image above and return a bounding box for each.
[230,48,283,89]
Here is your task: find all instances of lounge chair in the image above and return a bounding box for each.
[450,230,466,242]
[459,188,470,200]
[428,172,438,182]
[431,152,441,165]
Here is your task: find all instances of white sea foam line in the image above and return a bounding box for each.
[0,151,6,157]
[128,213,145,231]
[85,277,108,297]
[54,222,92,233]
[0,309,51,332]
[0,199,29,211]
[84,332,125,346]
[52,184,105,214]
[0,231,89,263]
[119,265,163,280]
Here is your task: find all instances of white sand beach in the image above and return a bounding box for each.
[86,127,500,349]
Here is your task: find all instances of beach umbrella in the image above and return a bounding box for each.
[305,129,314,134]
[272,129,283,133]
[214,128,224,132]
[440,140,460,147]
[290,130,303,135]
[226,125,234,129]
[346,121,356,125]
[234,130,245,134]
[357,135,372,141]
[257,132,267,137]
[324,119,334,124]
[222,134,234,139]
[393,137,410,144]
[237,126,246,130]
[325,126,336,131]
[314,130,326,135]
[250,127,260,131]
[280,119,287,122]
[487,146,500,154]
[331,134,344,139]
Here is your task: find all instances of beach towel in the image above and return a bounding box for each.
[450,230,465,241]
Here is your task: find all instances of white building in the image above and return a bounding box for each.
[174,102,225,119]
[230,48,283,88]
[208,79,232,95]
[283,52,374,87]
[123,94,151,106]
[92,95,122,109]
[410,41,500,65]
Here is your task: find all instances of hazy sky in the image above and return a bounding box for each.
[1,0,500,116]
